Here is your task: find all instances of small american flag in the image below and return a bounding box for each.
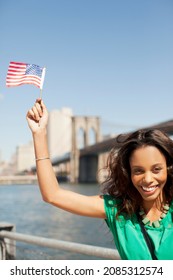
[6,61,46,89]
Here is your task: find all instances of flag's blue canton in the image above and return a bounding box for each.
[25,64,43,77]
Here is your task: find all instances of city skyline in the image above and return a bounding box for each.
[0,0,173,161]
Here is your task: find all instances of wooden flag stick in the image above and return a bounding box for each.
[40,88,43,99]
[39,67,46,99]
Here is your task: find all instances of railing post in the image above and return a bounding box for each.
[0,222,16,259]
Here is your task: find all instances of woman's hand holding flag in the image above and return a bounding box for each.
[26,98,48,134]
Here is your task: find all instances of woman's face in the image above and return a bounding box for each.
[129,145,167,203]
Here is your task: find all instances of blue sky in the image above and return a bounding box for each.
[0,0,173,161]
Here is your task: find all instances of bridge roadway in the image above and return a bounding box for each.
[52,119,173,166]
[30,119,173,182]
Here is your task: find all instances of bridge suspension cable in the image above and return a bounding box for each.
[101,119,139,134]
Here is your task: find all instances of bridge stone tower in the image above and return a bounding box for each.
[71,116,101,183]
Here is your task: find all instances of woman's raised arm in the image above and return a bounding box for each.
[26,99,105,218]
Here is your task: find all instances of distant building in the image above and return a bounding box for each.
[47,108,73,159]
[16,141,35,173]
[3,107,73,174]
[0,153,17,175]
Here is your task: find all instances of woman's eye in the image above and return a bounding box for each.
[133,169,143,174]
[153,167,162,173]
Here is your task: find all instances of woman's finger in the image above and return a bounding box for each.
[27,109,35,119]
[31,105,40,121]
[35,102,43,117]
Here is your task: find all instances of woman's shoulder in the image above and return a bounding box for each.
[103,194,122,207]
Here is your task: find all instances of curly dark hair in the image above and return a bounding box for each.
[101,129,173,216]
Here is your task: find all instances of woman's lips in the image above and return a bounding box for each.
[141,185,158,193]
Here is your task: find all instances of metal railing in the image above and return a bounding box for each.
[0,222,120,260]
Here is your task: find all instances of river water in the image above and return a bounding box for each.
[0,183,114,260]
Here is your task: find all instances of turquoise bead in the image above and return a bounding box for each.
[160,213,166,218]
[153,220,160,228]
[142,216,150,224]
[108,200,114,206]
[163,205,169,210]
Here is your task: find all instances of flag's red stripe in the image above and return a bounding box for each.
[6,78,41,85]
[7,74,25,78]
[6,75,41,82]
[8,66,26,71]
[6,81,41,88]
[6,82,40,88]
[6,80,41,87]
[9,62,26,66]
[7,70,26,75]
[9,63,26,67]
[6,83,41,87]
[6,79,41,84]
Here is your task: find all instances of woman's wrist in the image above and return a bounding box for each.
[32,127,49,159]
[32,127,47,137]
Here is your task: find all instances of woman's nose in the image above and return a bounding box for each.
[142,172,153,184]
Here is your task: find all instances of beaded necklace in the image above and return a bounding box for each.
[139,204,170,228]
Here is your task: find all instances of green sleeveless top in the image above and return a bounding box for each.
[104,195,173,260]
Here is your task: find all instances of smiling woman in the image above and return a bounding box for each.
[102,129,173,259]
[26,100,173,260]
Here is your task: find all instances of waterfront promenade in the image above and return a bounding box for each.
[0,175,38,185]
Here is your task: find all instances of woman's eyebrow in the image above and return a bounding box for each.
[131,163,164,168]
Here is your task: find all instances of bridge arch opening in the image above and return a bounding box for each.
[71,115,101,183]
[88,127,97,145]
[77,127,85,149]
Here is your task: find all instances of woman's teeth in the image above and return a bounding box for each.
[141,185,158,192]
